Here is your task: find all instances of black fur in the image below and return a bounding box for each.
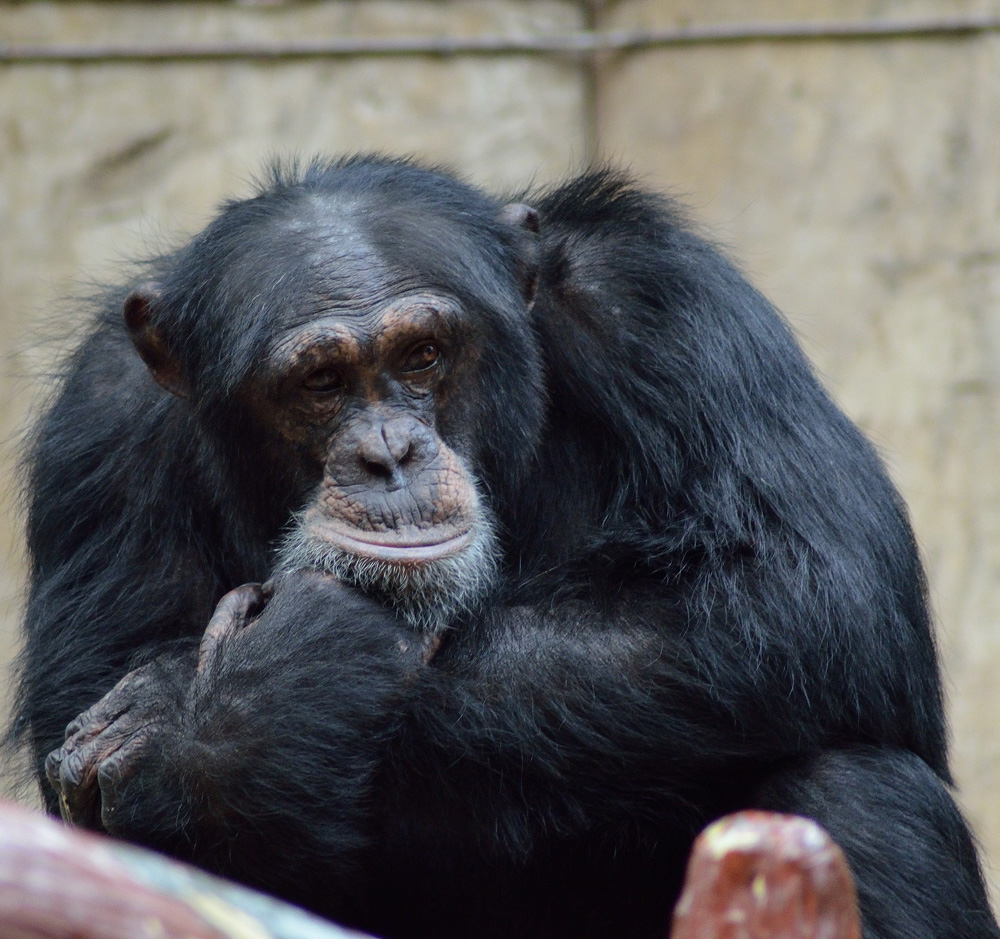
[14,155,998,939]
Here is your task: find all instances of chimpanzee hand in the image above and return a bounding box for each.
[45,583,267,833]
[46,571,437,839]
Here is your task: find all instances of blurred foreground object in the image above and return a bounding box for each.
[0,801,859,938]
[0,799,361,939]
[672,812,862,939]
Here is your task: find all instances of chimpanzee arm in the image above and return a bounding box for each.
[18,327,204,787]
[45,573,430,908]
[16,319,265,800]
[406,574,933,849]
[46,560,929,905]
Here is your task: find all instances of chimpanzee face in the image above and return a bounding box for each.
[261,289,499,630]
[124,277,500,633]
[121,189,543,631]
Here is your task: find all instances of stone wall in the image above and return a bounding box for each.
[0,0,588,776]
[3,0,1000,904]
[595,0,1000,900]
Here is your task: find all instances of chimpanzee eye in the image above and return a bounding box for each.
[401,341,440,374]
[302,367,344,395]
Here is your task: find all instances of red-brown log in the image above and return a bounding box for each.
[0,799,361,939]
[0,799,862,939]
[670,810,862,939]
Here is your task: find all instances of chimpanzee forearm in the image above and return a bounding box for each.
[404,611,783,839]
[18,350,243,789]
[45,581,754,875]
[399,579,934,845]
[93,581,891,857]
[42,567,959,938]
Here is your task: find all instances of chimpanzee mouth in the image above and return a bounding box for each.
[315,524,475,564]
[275,511,498,632]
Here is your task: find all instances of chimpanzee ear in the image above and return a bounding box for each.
[499,202,539,234]
[123,284,189,399]
[499,202,540,307]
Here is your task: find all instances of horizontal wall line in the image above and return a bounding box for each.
[3,15,1000,64]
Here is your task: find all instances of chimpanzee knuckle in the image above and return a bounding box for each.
[44,747,65,789]
[64,714,85,739]
[60,748,90,789]
[74,680,143,734]
[64,716,104,748]
[95,752,124,792]
[113,663,156,695]
[97,747,144,835]
[66,698,130,745]
[69,693,118,732]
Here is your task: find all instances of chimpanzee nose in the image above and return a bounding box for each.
[356,416,433,487]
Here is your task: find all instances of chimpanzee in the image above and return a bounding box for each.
[14,155,999,939]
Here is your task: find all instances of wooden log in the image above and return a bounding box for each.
[0,799,861,939]
[670,811,862,939]
[0,799,366,939]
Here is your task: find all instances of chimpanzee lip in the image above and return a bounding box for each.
[312,523,474,564]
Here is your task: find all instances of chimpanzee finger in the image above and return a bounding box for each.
[198,582,268,675]
[44,747,74,819]
[95,732,155,836]
[45,745,99,827]
[46,713,137,829]
[61,665,157,745]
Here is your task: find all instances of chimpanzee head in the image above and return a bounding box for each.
[120,156,544,629]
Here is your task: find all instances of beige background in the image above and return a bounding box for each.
[2,0,999,906]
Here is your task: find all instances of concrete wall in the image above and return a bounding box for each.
[0,0,588,764]
[596,0,1000,897]
[3,0,1000,904]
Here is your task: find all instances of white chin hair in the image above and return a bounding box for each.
[274,519,498,632]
